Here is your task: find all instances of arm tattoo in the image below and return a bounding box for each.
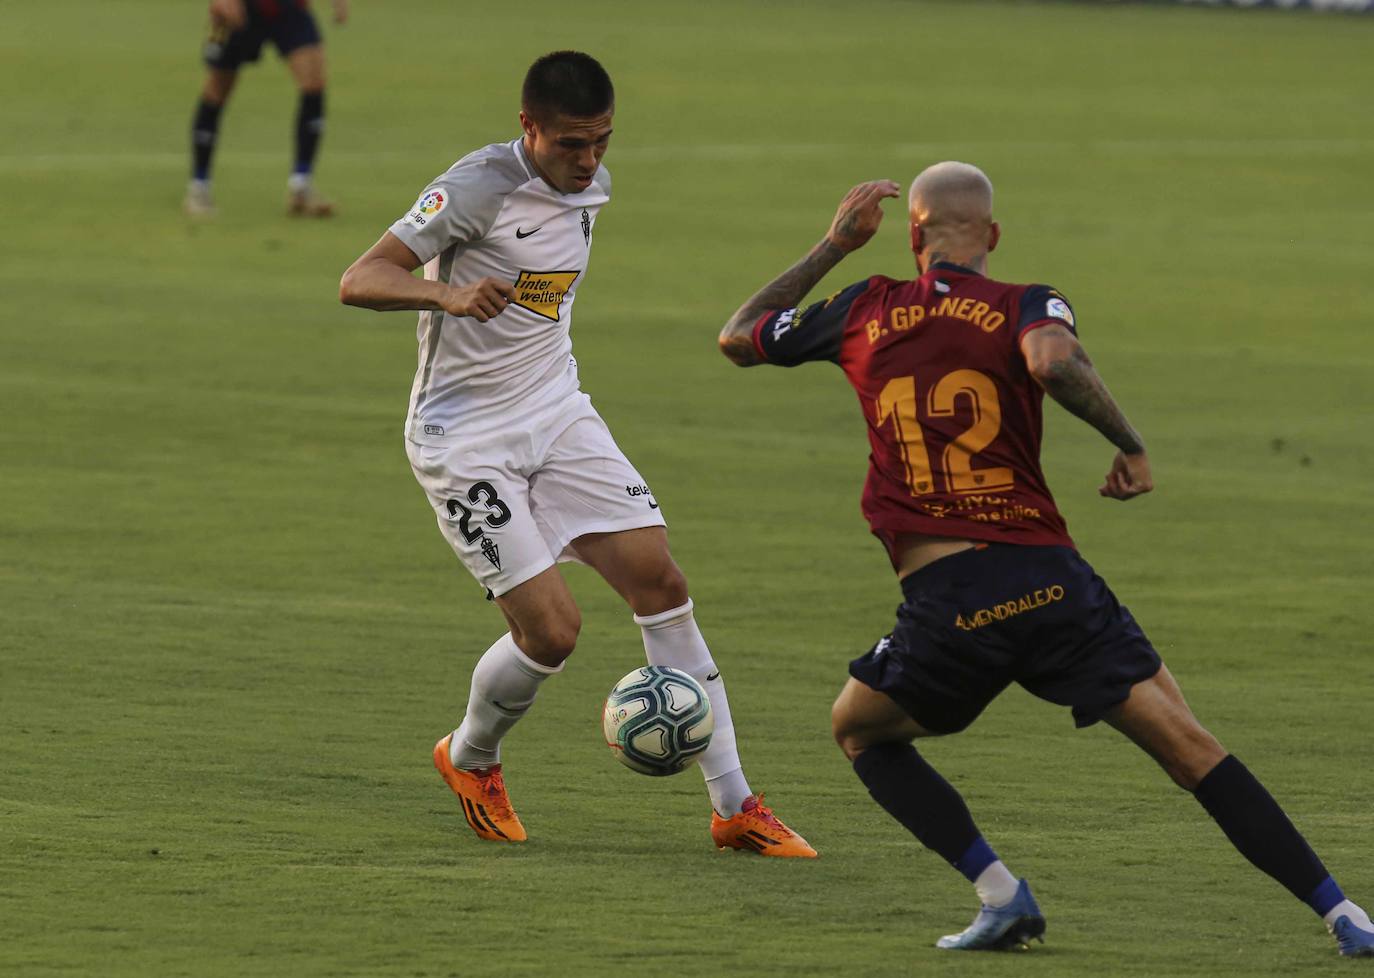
[719,238,848,366]
[1039,346,1146,454]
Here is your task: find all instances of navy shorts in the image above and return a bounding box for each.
[849,544,1161,734]
[203,2,321,70]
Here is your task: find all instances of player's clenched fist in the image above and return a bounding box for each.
[826,180,902,254]
[1100,451,1153,500]
[444,277,517,322]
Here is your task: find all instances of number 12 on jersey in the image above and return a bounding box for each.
[875,369,1015,496]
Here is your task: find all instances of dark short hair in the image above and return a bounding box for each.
[522,51,614,121]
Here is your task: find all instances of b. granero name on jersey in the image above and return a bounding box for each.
[862,295,1008,345]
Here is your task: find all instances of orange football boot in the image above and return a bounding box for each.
[711,794,817,858]
[286,185,335,218]
[433,735,527,843]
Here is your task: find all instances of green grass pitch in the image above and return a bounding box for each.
[3,1,1372,975]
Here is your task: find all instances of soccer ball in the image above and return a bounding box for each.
[602,666,714,776]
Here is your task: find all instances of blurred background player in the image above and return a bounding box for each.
[185,0,347,217]
[718,164,1374,956]
[338,51,814,857]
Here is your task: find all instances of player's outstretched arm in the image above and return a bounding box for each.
[719,180,900,366]
[1020,323,1153,500]
[339,231,514,322]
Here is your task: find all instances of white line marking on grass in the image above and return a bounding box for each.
[2,138,1371,173]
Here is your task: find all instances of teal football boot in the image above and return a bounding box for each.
[936,879,1046,951]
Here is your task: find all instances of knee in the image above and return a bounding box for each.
[202,74,235,104]
[1163,725,1227,791]
[513,609,581,666]
[831,703,866,762]
[632,560,689,616]
[835,736,867,764]
[291,48,327,91]
[657,563,689,608]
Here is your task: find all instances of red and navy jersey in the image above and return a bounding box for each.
[248,0,309,18]
[752,262,1078,553]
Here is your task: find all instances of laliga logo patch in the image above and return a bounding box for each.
[418,190,445,215]
[406,189,446,227]
[1046,297,1074,327]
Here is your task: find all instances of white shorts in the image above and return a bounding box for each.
[406,392,666,597]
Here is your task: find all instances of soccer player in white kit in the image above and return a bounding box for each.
[339,51,814,856]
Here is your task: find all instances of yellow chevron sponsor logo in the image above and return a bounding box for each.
[511,270,579,322]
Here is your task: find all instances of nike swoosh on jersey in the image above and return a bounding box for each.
[648,500,659,509]
[514,226,542,239]
[705,671,720,681]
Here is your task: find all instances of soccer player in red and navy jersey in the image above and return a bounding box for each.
[718,163,1373,957]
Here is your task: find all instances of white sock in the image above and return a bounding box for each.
[1325,899,1373,932]
[974,861,1020,908]
[288,171,311,193]
[635,599,752,816]
[450,633,562,770]
[705,769,753,818]
[189,178,210,192]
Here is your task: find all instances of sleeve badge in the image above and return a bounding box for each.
[1045,297,1075,327]
[404,189,446,228]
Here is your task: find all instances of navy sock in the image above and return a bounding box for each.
[955,835,1000,882]
[1193,755,1333,914]
[191,99,223,181]
[294,91,324,176]
[1307,876,1346,918]
[852,741,997,881]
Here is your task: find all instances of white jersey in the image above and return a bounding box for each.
[388,138,610,445]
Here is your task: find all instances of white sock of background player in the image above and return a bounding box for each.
[635,599,753,817]
[449,632,562,770]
